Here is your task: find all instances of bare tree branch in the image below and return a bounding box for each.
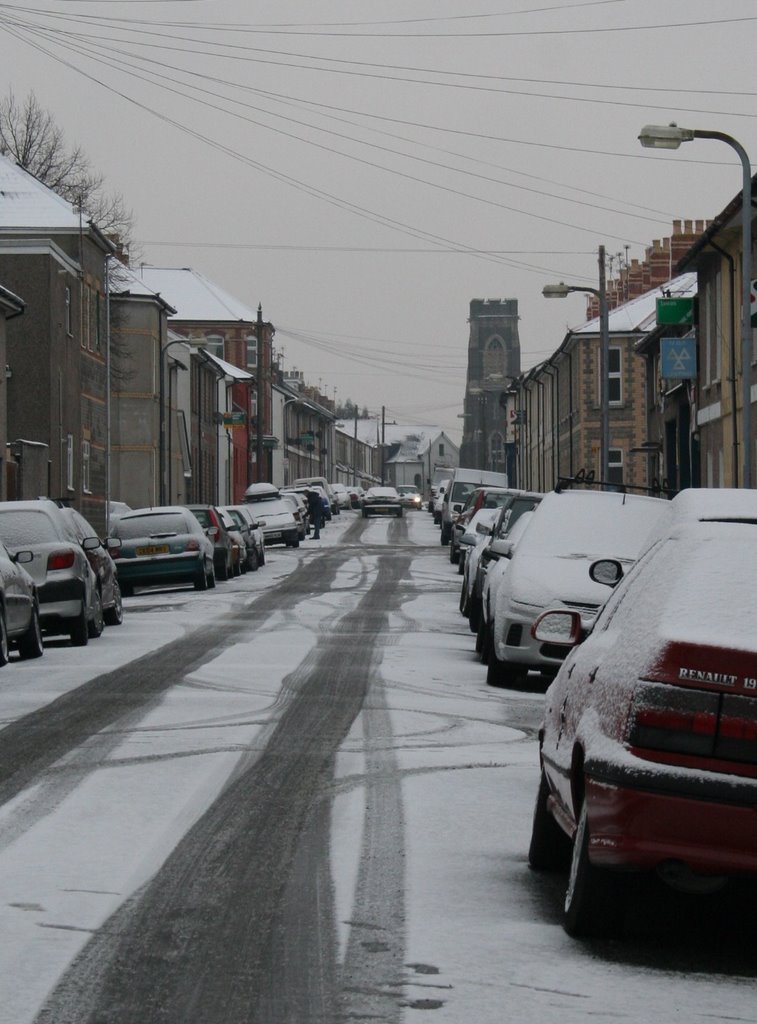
[0,89,135,252]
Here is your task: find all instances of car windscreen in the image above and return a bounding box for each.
[113,513,192,539]
[451,481,477,503]
[0,509,62,544]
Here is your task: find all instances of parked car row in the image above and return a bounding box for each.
[0,498,123,665]
[447,480,757,940]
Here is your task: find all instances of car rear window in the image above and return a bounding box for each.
[113,513,192,539]
[0,509,61,544]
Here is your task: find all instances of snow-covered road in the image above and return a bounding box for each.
[0,511,754,1023]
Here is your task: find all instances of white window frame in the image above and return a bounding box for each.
[81,440,91,493]
[608,447,623,485]
[205,334,225,359]
[603,345,622,405]
[66,434,74,491]
[246,334,257,369]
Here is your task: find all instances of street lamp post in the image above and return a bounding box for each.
[543,244,610,484]
[639,123,752,488]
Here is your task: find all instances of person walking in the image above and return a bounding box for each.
[306,488,323,540]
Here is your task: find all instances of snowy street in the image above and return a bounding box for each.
[0,511,755,1024]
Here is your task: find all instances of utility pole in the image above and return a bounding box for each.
[381,406,386,485]
[255,303,265,482]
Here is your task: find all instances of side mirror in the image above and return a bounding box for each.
[475,522,492,537]
[460,532,477,547]
[489,537,514,559]
[531,609,583,647]
[256,519,267,529]
[14,550,34,564]
[206,526,219,539]
[106,537,122,552]
[589,558,624,587]
[83,536,101,551]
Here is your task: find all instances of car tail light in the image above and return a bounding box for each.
[715,696,757,764]
[628,682,718,757]
[47,550,75,571]
[629,682,757,766]
[185,538,200,552]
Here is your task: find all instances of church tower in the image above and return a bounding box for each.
[459,298,521,473]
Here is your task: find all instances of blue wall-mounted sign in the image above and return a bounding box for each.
[660,337,697,379]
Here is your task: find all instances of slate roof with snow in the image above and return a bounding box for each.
[110,262,177,313]
[136,267,259,324]
[0,153,82,230]
[341,419,449,458]
[573,272,697,335]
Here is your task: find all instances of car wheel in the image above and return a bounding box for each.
[247,549,259,572]
[103,581,124,626]
[69,603,89,647]
[258,548,265,567]
[469,595,482,634]
[120,581,134,598]
[564,800,625,937]
[88,590,104,639]
[207,563,216,588]
[217,559,229,582]
[457,551,466,575]
[486,653,527,689]
[362,509,368,519]
[18,602,44,660]
[450,542,459,564]
[0,606,9,667]
[194,562,209,591]
[459,582,468,616]
[476,615,488,659]
[528,770,571,871]
[234,555,243,577]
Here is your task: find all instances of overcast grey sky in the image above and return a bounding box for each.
[1,0,754,440]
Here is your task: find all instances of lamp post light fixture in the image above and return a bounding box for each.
[639,123,753,488]
[543,245,610,484]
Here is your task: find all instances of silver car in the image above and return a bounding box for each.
[0,539,44,664]
[0,500,100,646]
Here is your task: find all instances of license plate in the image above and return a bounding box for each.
[267,532,282,540]
[136,544,170,556]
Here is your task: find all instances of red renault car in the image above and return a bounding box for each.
[529,491,757,937]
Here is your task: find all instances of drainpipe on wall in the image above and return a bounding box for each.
[706,240,738,487]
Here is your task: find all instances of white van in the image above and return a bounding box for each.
[293,476,339,515]
[440,468,509,545]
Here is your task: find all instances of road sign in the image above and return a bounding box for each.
[661,336,697,379]
[656,297,694,325]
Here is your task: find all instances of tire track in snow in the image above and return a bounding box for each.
[34,550,413,1024]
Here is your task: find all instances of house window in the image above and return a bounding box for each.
[65,286,72,337]
[608,347,622,404]
[85,287,93,350]
[205,334,224,358]
[438,442,445,456]
[608,447,623,485]
[246,334,257,369]
[81,440,91,493]
[66,434,74,491]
